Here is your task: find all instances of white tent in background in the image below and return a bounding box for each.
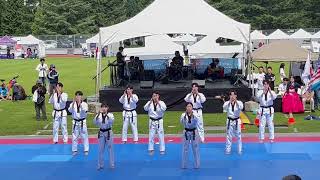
[14,35,46,57]
[86,34,99,44]
[172,34,197,45]
[98,0,250,46]
[189,36,243,58]
[251,30,267,40]
[123,34,183,60]
[267,29,290,40]
[312,31,320,39]
[290,29,312,39]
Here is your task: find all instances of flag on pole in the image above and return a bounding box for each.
[302,52,313,85]
[309,55,320,91]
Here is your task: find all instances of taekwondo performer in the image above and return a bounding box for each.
[119,85,139,143]
[94,103,115,170]
[49,82,68,144]
[180,103,200,169]
[144,91,167,155]
[222,90,244,155]
[68,91,89,156]
[257,80,277,143]
[184,83,206,143]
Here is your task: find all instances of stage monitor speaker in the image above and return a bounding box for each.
[140,81,154,89]
[192,80,205,88]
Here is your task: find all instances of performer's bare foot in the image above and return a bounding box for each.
[160,151,165,155]
[72,151,77,156]
[84,151,89,156]
[53,142,58,144]
[122,141,127,144]
[148,150,154,156]
[97,166,103,170]
[259,140,264,143]
[134,141,138,144]
[110,165,115,169]
[270,139,274,143]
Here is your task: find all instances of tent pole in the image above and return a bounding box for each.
[98,30,103,91]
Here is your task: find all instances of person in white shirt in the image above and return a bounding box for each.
[35,58,48,86]
[68,91,89,156]
[94,104,115,170]
[180,103,200,169]
[184,83,206,143]
[247,67,258,96]
[256,80,277,143]
[119,85,139,143]
[222,90,244,155]
[49,82,68,144]
[256,66,265,91]
[144,91,167,155]
[279,63,286,82]
[278,78,289,96]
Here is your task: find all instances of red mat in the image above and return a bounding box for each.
[1,136,320,144]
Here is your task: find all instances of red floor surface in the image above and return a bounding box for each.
[1,136,320,144]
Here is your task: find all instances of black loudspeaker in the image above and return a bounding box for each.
[143,70,155,81]
[192,80,205,88]
[140,81,154,89]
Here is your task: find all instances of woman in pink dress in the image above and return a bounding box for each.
[282,76,304,124]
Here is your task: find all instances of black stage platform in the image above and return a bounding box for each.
[99,80,253,113]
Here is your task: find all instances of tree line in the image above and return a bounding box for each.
[1,0,319,36]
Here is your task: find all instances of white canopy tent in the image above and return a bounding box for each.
[98,0,250,46]
[290,29,312,39]
[172,34,197,45]
[189,35,243,58]
[251,30,267,40]
[94,0,251,96]
[312,31,320,39]
[14,35,46,57]
[267,29,290,40]
[86,34,99,44]
[123,34,183,60]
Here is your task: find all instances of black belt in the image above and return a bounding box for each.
[193,108,202,113]
[98,128,112,140]
[73,118,85,131]
[227,117,240,130]
[184,128,196,141]
[150,117,162,128]
[53,108,65,119]
[260,105,273,115]
[124,109,136,123]
[150,117,162,121]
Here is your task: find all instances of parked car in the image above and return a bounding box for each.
[44,40,57,49]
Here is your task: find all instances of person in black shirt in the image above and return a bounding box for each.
[169,51,184,81]
[128,56,144,80]
[32,80,47,121]
[264,67,275,90]
[47,64,59,95]
[6,47,10,59]
[116,47,126,80]
[204,58,223,80]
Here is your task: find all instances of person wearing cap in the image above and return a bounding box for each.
[93,103,115,170]
[119,85,139,143]
[47,64,59,95]
[35,58,48,86]
[184,83,206,143]
[68,91,89,156]
[32,80,47,120]
[49,82,68,144]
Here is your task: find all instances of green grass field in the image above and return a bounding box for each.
[0,58,319,136]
